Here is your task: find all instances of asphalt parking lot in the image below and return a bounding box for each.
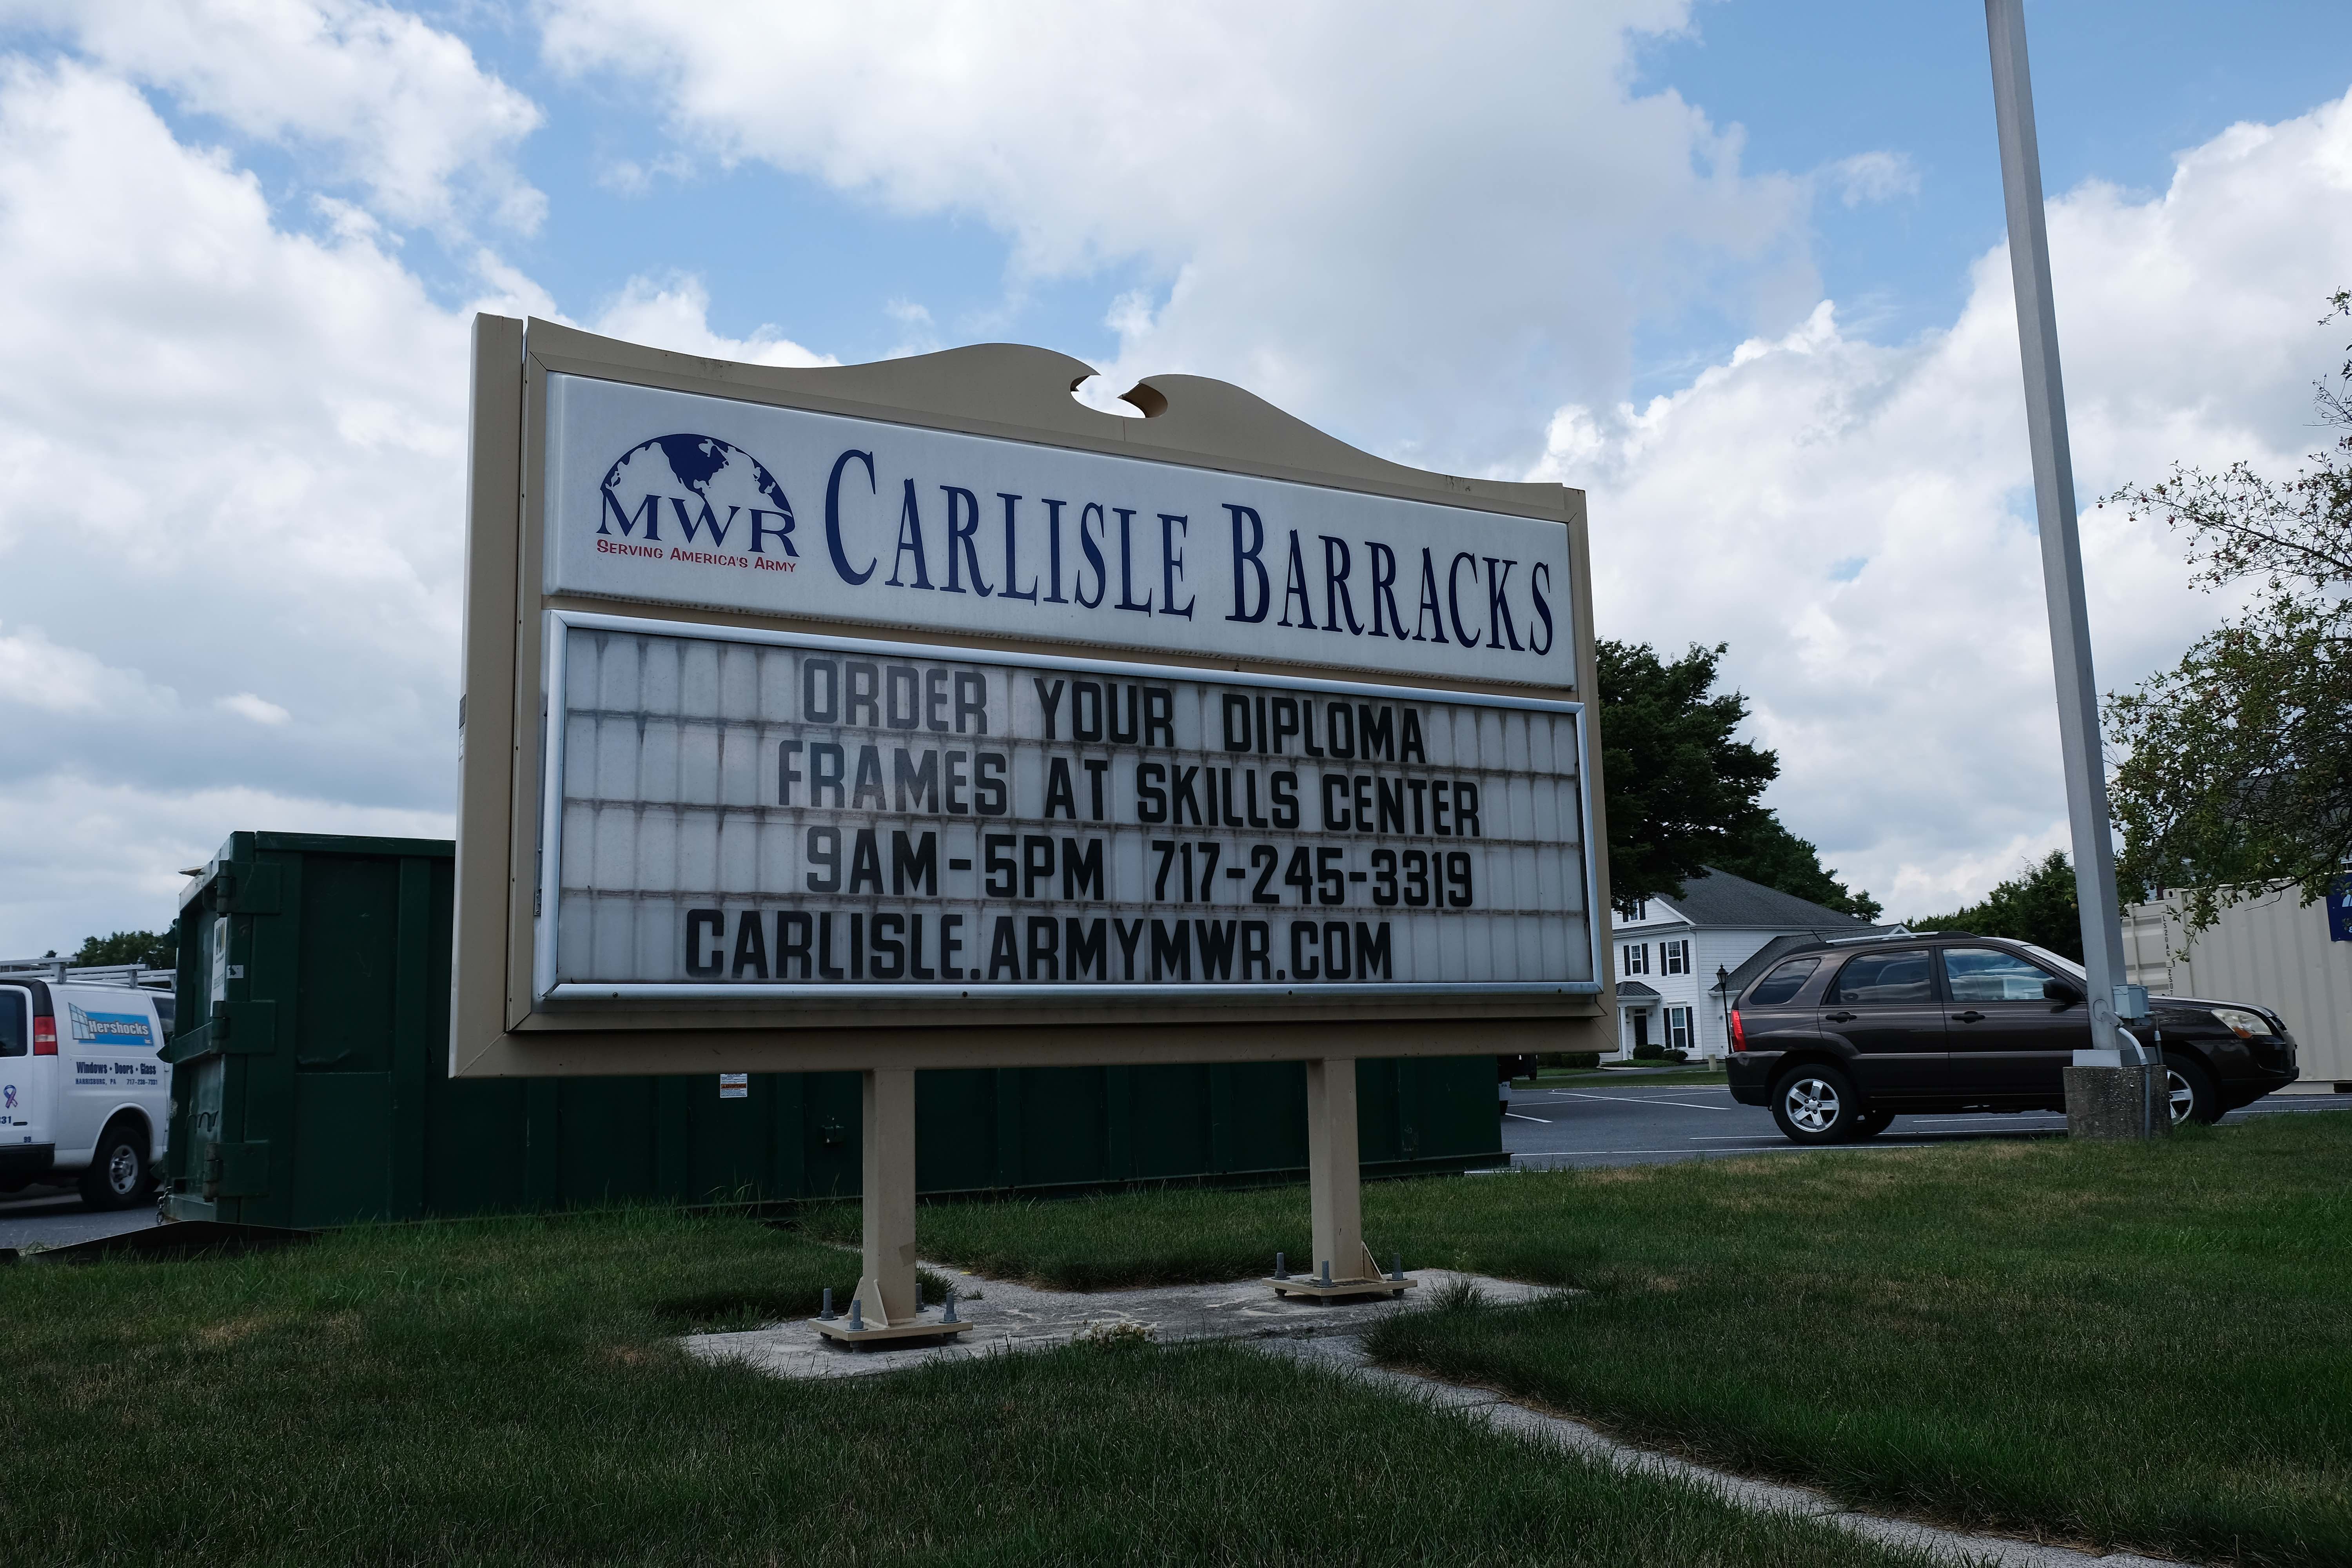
[0,1188,159,1252]
[1503,1074,2352,1169]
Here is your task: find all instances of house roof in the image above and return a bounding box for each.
[1656,867,1879,933]
[1615,980,1660,1000]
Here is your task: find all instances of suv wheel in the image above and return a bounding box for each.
[80,1123,149,1211]
[1850,1107,1895,1140]
[1772,1065,1864,1144]
[2165,1056,2221,1127]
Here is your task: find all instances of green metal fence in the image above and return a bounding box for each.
[162,832,1504,1229]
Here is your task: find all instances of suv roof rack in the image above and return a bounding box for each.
[1817,929,1975,946]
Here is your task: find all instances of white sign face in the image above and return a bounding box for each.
[543,374,1574,688]
[538,614,1599,1001]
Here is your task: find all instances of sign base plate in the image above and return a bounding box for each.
[811,1315,977,1348]
[1265,1274,1415,1303]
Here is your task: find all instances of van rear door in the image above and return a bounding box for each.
[0,985,49,1181]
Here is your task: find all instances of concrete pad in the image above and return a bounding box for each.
[683,1267,1549,1382]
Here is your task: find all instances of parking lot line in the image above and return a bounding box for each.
[1543,1092,1733,1111]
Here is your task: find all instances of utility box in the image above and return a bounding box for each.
[162,832,1502,1228]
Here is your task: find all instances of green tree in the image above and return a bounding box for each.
[1598,639,1878,918]
[71,931,174,969]
[1906,851,2082,961]
[2103,290,2352,934]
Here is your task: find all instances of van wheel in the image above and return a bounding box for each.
[1771,1065,1863,1145]
[1850,1107,1895,1140]
[2165,1056,2221,1126]
[80,1124,149,1210]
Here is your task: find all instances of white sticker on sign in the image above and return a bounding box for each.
[719,1073,749,1099]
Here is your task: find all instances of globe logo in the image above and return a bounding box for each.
[596,434,799,564]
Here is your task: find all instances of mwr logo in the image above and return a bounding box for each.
[597,435,798,564]
[67,1004,153,1049]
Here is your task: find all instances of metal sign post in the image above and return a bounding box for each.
[1983,0,2160,1134]
[452,317,1616,1333]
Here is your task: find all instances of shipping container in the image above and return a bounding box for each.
[163,833,1503,1227]
[2125,886,2352,1089]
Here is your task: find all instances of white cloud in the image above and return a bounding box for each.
[1827,150,1919,207]
[587,274,834,367]
[0,622,174,715]
[0,773,450,953]
[1541,89,2352,912]
[217,692,291,726]
[0,54,523,948]
[4,0,544,232]
[0,51,833,950]
[595,150,694,197]
[538,0,1808,467]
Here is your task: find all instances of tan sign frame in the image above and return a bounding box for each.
[454,314,1615,1080]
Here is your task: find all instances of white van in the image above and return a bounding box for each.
[0,980,171,1209]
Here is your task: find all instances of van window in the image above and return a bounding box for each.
[1828,949,1936,1005]
[0,989,25,1056]
[154,996,176,1036]
[1746,958,1820,1007]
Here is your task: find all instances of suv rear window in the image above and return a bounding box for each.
[0,989,25,1057]
[1746,958,1820,1007]
[1828,949,1936,1005]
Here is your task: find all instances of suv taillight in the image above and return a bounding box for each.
[1728,1009,1747,1052]
[33,1017,56,1054]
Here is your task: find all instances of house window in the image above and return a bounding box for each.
[1632,898,1649,921]
[1661,939,1690,975]
[1621,943,1649,976]
[1666,1006,1691,1051]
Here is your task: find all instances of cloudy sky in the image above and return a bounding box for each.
[0,0,2347,952]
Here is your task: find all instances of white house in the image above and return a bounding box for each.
[1611,867,1901,1061]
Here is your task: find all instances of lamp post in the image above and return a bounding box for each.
[1983,0,2159,1136]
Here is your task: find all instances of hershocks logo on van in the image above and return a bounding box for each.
[67,1004,153,1050]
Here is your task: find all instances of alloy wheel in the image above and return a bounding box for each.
[1783,1076,1840,1134]
[2167,1068,2196,1126]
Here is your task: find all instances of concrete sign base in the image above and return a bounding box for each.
[2063,1064,2169,1141]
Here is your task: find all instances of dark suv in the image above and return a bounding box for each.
[1726,933,2299,1143]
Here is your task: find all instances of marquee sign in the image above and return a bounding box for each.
[453,317,1613,1076]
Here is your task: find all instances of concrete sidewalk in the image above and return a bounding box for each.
[684,1266,1548,1381]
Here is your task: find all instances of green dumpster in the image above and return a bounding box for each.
[162,832,1503,1228]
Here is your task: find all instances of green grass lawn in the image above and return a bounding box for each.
[811,1112,2352,1566]
[0,1208,1927,1566]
